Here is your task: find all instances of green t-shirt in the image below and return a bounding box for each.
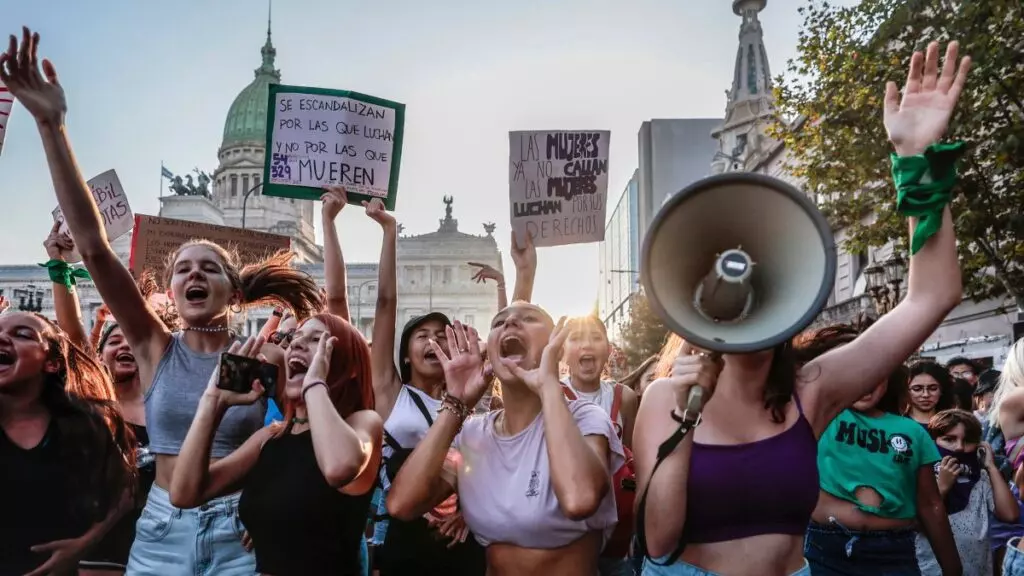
[818,409,941,519]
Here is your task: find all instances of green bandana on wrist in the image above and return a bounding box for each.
[892,141,965,255]
[38,259,92,292]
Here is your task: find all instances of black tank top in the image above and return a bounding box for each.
[238,429,372,576]
[82,423,156,567]
[0,420,91,576]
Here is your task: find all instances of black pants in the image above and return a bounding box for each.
[378,516,486,576]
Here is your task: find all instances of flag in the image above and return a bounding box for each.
[161,165,174,179]
[0,80,13,156]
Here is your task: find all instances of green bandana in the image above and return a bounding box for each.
[892,141,965,255]
[38,259,92,292]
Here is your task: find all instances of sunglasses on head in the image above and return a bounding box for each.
[270,328,296,346]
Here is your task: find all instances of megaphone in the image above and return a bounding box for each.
[641,172,837,354]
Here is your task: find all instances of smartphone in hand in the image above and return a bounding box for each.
[217,352,278,399]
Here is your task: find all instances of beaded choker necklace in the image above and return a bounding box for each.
[291,417,309,425]
[183,325,231,334]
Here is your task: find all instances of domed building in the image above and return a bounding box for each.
[209,20,320,262]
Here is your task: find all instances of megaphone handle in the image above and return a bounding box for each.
[683,385,704,423]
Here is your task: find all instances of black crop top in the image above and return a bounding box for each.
[0,421,92,576]
[238,430,372,576]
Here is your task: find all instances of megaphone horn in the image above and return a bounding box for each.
[641,173,837,354]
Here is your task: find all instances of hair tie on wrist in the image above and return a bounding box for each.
[891,141,965,255]
[302,381,327,398]
[38,259,91,292]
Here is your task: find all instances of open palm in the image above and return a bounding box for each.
[0,27,66,125]
[884,41,971,156]
[429,321,487,405]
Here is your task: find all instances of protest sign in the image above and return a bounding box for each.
[129,215,292,288]
[0,80,12,156]
[53,169,134,263]
[508,130,610,248]
[262,84,405,210]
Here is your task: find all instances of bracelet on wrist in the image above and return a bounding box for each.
[440,392,472,431]
[302,380,327,398]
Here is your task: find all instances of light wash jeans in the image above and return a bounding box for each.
[1004,538,1024,576]
[125,485,255,576]
[642,556,810,575]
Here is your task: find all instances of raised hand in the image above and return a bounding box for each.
[43,220,74,261]
[500,316,569,394]
[95,304,111,324]
[468,262,504,285]
[510,230,537,272]
[0,27,66,125]
[362,198,396,229]
[321,186,348,221]
[429,321,487,405]
[303,333,336,388]
[884,41,971,156]
[203,336,266,407]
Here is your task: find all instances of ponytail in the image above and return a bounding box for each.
[239,250,323,320]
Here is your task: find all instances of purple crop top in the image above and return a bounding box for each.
[683,394,819,544]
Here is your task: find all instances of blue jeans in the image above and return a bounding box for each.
[804,522,919,576]
[1004,538,1024,576]
[642,556,809,575]
[125,485,255,576]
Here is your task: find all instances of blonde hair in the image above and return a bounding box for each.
[989,339,1024,428]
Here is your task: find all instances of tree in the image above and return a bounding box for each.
[618,291,669,370]
[772,0,1024,309]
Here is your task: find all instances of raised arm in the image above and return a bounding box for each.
[510,230,537,303]
[42,222,89,351]
[1,28,169,365]
[802,41,970,431]
[468,262,508,310]
[365,199,403,418]
[301,334,383,495]
[504,318,611,519]
[169,337,272,508]
[321,187,351,321]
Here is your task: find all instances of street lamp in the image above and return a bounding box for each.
[241,182,265,229]
[18,285,43,313]
[353,279,376,338]
[865,254,907,315]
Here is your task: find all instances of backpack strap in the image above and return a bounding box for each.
[610,383,624,439]
[406,386,435,426]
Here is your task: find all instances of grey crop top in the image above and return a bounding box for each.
[145,332,266,458]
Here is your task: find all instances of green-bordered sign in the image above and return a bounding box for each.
[262,84,405,210]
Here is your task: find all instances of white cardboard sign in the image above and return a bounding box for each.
[52,169,134,263]
[508,130,610,248]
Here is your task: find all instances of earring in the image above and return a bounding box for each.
[230,303,243,314]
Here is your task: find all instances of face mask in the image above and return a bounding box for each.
[935,445,982,514]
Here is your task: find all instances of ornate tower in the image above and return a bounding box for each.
[211,4,321,262]
[710,0,775,173]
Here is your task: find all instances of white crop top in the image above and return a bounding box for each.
[450,400,624,549]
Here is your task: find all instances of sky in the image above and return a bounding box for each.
[0,0,834,317]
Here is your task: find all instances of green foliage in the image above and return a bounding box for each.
[618,291,669,370]
[772,0,1024,308]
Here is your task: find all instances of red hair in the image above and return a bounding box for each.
[276,313,374,436]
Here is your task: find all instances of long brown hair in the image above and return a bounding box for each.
[275,314,374,438]
[655,333,797,423]
[163,242,322,320]
[35,315,137,525]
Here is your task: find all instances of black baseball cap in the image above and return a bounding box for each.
[398,312,452,384]
[975,369,1001,396]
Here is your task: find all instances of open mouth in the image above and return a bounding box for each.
[424,348,439,363]
[579,354,597,373]
[184,285,208,303]
[0,350,14,367]
[287,357,309,379]
[115,352,136,366]
[499,335,527,363]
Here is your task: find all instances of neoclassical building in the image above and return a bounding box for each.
[0,18,503,343]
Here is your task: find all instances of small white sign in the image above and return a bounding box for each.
[53,169,134,263]
[508,130,610,248]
